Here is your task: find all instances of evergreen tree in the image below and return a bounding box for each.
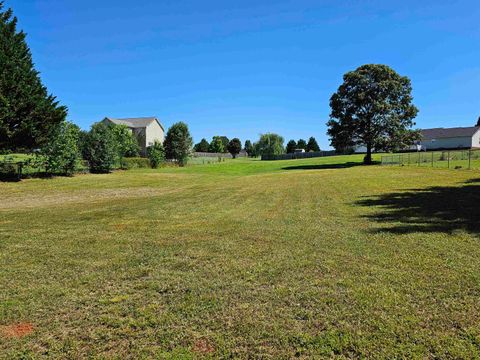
[244,140,253,155]
[297,139,307,150]
[476,117,480,127]
[286,139,297,153]
[194,138,209,152]
[306,137,320,152]
[0,2,67,151]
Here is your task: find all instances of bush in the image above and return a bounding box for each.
[84,122,117,173]
[120,157,150,170]
[147,141,165,168]
[41,121,81,176]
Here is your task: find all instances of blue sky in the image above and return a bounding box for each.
[6,0,480,148]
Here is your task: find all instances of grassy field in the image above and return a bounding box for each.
[1,155,480,358]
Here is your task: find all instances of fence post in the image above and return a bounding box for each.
[432,152,434,167]
[408,153,410,165]
[448,151,450,169]
[469,149,472,169]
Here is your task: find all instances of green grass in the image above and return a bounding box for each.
[1,155,480,358]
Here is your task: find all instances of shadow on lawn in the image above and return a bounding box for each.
[282,161,379,171]
[356,179,480,234]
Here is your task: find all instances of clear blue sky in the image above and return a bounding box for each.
[7,0,480,148]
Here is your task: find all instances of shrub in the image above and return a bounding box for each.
[120,157,150,170]
[84,122,117,173]
[41,121,81,176]
[147,141,165,168]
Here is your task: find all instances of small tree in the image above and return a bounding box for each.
[327,64,419,164]
[0,3,67,151]
[84,122,117,173]
[256,133,284,157]
[41,121,80,175]
[286,139,297,153]
[227,138,242,158]
[147,140,165,168]
[306,137,320,152]
[296,139,307,150]
[194,138,209,152]
[209,137,224,153]
[164,122,193,167]
[244,140,253,156]
[110,124,140,158]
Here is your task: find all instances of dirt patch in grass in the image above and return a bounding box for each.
[0,323,34,338]
[192,338,215,354]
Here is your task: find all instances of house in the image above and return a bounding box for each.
[417,126,480,150]
[102,117,164,156]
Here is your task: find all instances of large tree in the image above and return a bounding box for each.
[0,2,67,151]
[327,64,419,164]
[209,137,224,153]
[306,137,320,152]
[227,138,241,158]
[164,122,193,166]
[256,133,284,157]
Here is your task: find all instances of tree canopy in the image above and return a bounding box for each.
[209,137,224,153]
[306,137,320,152]
[296,139,307,150]
[194,138,209,152]
[244,140,253,156]
[476,117,480,127]
[164,122,193,166]
[286,139,297,153]
[227,138,242,158]
[327,64,419,164]
[0,2,67,151]
[256,133,284,157]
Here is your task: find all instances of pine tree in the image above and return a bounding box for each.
[0,2,67,151]
[306,137,320,152]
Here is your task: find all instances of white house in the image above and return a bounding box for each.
[102,117,164,156]
[418,126,480,150]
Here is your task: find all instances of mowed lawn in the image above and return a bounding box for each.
[1,155,480,358]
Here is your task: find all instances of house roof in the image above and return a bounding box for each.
[104,117,164,131]
[421,126,480,140]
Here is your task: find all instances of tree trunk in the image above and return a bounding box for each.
[364,143,373,165]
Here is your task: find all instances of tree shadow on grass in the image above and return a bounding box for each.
[282,161,379,171]
[356,179,480,234]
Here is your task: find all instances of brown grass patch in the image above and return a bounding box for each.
[192,338,215,354]
[0,322,34,338]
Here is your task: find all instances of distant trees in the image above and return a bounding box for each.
[327,64,419,164]
[244,140,253,156]
[227,138,242,158]
[296,139,307,150]
[255,133,284,156]
[194,138,210,152]
[164,121,193,166]
[0,2,67,151]
[286,140,297,153]
[306,137,320,152]
[209,137,225,153]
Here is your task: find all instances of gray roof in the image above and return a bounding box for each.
[104,117,164,130]
[421,126,480,140]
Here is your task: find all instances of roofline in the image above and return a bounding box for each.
[103,116,164,131]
